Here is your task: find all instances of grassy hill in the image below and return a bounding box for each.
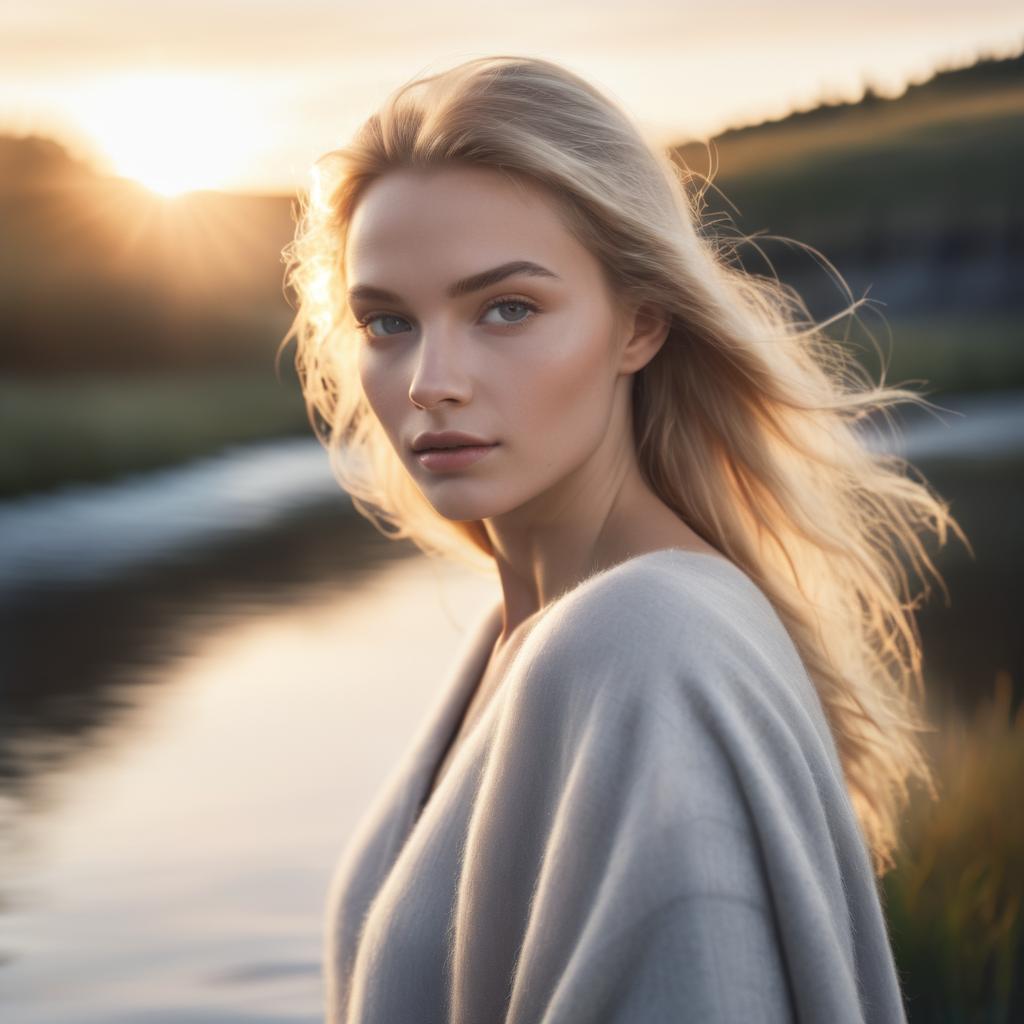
[672,49,1023,246]
[669,48,1024,394]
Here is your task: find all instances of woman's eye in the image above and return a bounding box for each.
[357,314,409,338]
[481,299,537,326]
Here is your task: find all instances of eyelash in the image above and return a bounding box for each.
[354,295,541,337]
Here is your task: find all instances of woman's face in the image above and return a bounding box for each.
[345,163,639,526]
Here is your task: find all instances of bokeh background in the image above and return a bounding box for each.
[2,4,1022,1021]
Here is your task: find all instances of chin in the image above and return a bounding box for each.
[429,500,503,524]
[417,486,511,522]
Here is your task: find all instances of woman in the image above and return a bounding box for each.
[281,55,966,1022]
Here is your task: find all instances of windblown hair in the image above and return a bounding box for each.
[279,54,969,877]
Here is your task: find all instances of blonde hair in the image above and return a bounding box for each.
[279,54,969,877]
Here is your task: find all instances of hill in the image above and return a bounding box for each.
[671,48,1023,269]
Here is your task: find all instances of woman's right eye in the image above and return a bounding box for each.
[356,314,409,338]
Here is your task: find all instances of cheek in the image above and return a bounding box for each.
[357,347,403,436]
[501,317,615,440]
[356,345,377,405]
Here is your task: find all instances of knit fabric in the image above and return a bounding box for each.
[323,549,908,1023]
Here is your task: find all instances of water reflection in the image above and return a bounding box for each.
[1,530,498,1023]
[1,500,398,785]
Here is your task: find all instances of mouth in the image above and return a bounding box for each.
[416,443,496,452]
[414,442,499,471]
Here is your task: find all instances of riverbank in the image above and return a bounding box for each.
[0,367,310,499]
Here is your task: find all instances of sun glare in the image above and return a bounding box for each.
[67,71,256,196]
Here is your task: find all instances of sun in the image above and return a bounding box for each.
[68,70,255,196]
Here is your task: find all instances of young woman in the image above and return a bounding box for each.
[281,54,965,1023]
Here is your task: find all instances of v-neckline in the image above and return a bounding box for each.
[407,600,503,831]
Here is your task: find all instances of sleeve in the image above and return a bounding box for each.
[447,568,908,1024]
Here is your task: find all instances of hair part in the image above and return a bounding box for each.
[279,54,970,877]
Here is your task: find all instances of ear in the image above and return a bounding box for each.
[617,302,671,375]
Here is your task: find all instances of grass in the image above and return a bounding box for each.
[0,367,311,498]
[847,312,1024,394]
[884,671,1024,1022]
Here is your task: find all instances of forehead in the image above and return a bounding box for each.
[344,165,585,286]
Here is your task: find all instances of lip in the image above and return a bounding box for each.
[412,430,496,452]
[415,443,499,473]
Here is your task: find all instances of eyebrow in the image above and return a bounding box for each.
[347,260,561,305]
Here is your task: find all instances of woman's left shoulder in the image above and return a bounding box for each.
[513,549,829,746]
[585,549,765,627]
[535,550,790,677]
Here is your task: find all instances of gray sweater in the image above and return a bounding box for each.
[324,549,909,1022]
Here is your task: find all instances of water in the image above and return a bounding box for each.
[1,541,498,1023]
[0,436,344,593]
[855,388,1024,460]
[0,390,1020,1022]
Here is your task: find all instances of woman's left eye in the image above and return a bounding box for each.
[481,298,539,327]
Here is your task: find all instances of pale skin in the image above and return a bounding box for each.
[346,164,726,798]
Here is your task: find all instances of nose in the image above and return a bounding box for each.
[408,328,473,409]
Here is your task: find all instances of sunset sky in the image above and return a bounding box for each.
[3,1,1022,197]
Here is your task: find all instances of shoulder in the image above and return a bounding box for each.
[508,550,830,752]
[523,551,788,684]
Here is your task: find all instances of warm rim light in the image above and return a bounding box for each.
[66,70,255,196]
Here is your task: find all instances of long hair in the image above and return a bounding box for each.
[279,54,969,877]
